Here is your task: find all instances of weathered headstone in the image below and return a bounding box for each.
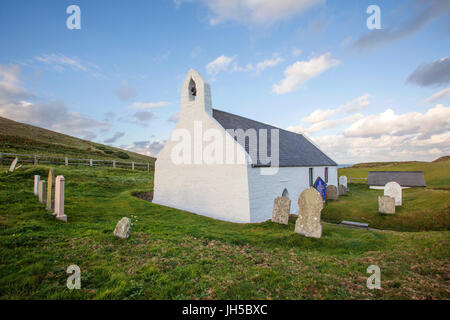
[295,188,323,238]
[378,195,395,214]
[46,168,55,211]
[54,175,67,222]
[114,217,131,239]
[271,196,291,225]
[384,181,402,206]
[326,185,339,200]
[34,175,40,196]
[38,180,46,203]
[339,176,348,189]
[338,184,347,196]
[8,157,18,172]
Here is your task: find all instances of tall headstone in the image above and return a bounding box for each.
[378,196,395,214]
[384,181,402,206]
[54,175,67,222]
[38,180,46,204]
[295,188,323,238]
[326,185,339,200]
[8,157,18,172]
[339,176,348,189]
[271,196,291,225]
[46,168,55,211]
[34,175,40,196]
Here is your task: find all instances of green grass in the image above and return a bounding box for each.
[0,116,155,163]
[1,165,449,299]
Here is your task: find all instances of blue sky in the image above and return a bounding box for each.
[0,0,449,163]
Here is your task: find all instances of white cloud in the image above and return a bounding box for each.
[288,114,364,134]
[0,64,110,140]
[184,0,324,25]
[104,131,125,144]
[123,139,166,157]
[423,88,450,104]
[292,47,303,57]
[34,53,88,72]
[129,101,170,109]
[272,53,340,94]
[255,56,284,73]
[206,55,236,76]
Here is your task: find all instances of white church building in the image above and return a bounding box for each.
[153,69,338,223]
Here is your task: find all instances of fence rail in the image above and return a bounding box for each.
[0,152,153,172]
[348,177,368,184]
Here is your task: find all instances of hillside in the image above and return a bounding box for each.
[339,157,450,189]
[0,116,154,163]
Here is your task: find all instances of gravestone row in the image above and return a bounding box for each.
[34,168,67,222]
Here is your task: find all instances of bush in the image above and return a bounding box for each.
[115,151,130,159]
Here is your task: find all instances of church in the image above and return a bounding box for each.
[152,69,338,223]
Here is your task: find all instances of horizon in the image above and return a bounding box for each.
[1,0,449,163]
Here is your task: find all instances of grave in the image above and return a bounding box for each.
[34,175,40,196]
[378,195,395,214]
[338,184,347,196]
[54,175,67,222]
[384,181,402,206]
[295,188,323,238]
[38,180,46,204]
[114,217,131,239]
[339,175,348,189]
[46,168,55,211]
[271,196,291,225]
[9,157,18,172]
[326,185,339,200]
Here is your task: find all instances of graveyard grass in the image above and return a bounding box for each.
[322,159,450,232]
[1,165,449,299]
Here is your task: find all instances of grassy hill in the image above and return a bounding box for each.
[0,165,448,299]
[0,116,154,164]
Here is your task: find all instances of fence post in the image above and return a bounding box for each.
[65,157,68,166]
[0,152,2,166]
[34,155,38,165]
[132,162,135,170]
[89,159,93,167]
[147,162,150,172]
[113,160,116,168]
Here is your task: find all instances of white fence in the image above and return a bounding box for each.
[0,152,153,172]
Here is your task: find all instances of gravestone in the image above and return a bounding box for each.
[38,180,46,204]
[313,177,326,202]
[8,157,18,172]
[271,196,291,225]
[378,196,395,214]
[114,217,131,239]
[338,184,347,196]
[326,185,339,200]
[384,181,402,206]
[295,188,323,238]
[54,175,67,222]
[339,176,348,189]
[46,168,55,211]
[34,175,40,196]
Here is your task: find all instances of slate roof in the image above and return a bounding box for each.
[368,171,426,187]
[212,109,337,167]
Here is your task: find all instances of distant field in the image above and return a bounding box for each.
[321,158,450,231]
[0,116,154,164]
[0,165,449,299]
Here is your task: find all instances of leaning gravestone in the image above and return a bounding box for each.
[38,180,46,204]
[271,196,291,225]
[114,217,131,239]
[46,168,55,211]
[339,176,348,190]
[295,188,323,238]
[378,195,395,214]
[338,184,347,196]
[384,181,402,206]
[8,157,18,172]
[326,185,339,200]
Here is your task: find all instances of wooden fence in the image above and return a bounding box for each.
[0,152,153,172]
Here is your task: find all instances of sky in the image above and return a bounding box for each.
[0,0,449,164]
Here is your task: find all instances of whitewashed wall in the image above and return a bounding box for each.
[247,166,337,222]
[153,70,252,223]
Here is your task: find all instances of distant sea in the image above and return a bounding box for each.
[337,164,353,169]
